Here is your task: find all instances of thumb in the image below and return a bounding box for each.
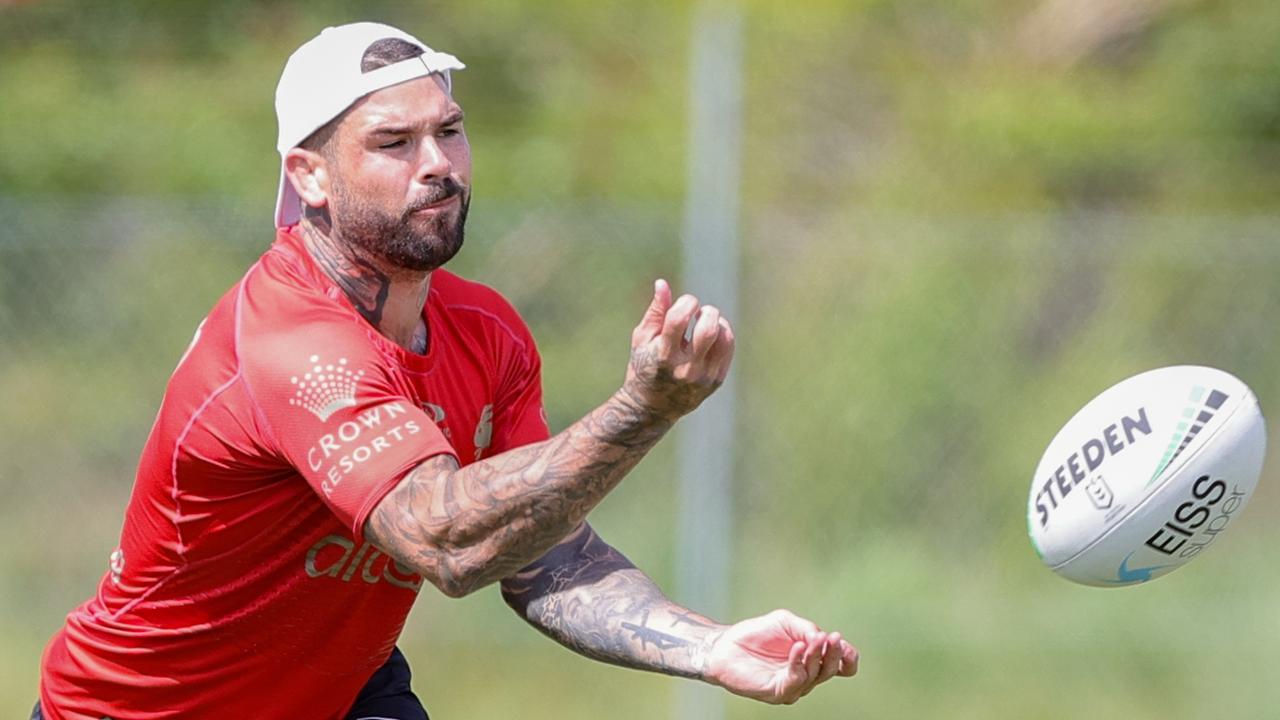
[636,279,672,338]
[764,609,820,639]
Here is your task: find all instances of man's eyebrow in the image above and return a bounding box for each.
[369,125,417,136]
[368,111,465,136]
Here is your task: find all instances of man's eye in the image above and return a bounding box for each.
[379,139,407,149]
[439,128,460,137]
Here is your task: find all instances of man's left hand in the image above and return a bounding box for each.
[703,609,858,705]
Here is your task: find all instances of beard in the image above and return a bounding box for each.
[329,176,469,272]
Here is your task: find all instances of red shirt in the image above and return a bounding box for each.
[39,228,550,719]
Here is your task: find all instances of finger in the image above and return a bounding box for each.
[791,634,825,700]
[785,639,808,701]
[801,632,824,682]
[838,640,859,677]
[708,317,735,382]
[787,639,806,668]
[767,609,821,639]
[688,304,722,361]
[660,294,700,349]
[634,279,673,342]
[815,632,844,685]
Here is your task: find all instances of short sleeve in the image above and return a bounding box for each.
[239,306,457,538]
[487,304,551,454]
[490,338,551,454]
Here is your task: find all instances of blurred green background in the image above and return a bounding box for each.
[4,0,1280,717]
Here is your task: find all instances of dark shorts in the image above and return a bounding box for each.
[344,646,430,720]
[31,646,427,720]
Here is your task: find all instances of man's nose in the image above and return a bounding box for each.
[416,137,453,180]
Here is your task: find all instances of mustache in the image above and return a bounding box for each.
[404,178,465,215]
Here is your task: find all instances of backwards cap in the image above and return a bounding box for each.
[273,22,465,228]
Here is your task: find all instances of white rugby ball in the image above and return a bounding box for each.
[1028,365,1266,587]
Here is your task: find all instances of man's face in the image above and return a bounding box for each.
[324,75,472,272]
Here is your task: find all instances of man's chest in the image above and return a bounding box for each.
[400,352,498,465]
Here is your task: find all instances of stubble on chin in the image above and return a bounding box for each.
[330,186,469,273]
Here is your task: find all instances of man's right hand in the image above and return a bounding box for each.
[367,279,734,598]
[622,279,735,422]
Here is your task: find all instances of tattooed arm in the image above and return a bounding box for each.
[365,390,671,598]
[501,524,860,705]
[365,280,735,598]
[501,523,723,678]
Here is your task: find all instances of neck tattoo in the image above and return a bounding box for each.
[300,206,392,327]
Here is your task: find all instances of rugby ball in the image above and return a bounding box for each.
[1028,366,1266,587]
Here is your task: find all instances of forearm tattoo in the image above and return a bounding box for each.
[365,390,675,598]
[300,206,392,326]
[500,525,723,679]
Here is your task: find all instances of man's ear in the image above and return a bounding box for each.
[284,147,331,211]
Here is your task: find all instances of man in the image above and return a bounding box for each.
[36,22,856,719]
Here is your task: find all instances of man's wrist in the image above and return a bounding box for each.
[690,626,727,685]
[611,384,679,430]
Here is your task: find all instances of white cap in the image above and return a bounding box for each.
[273,22,465,228]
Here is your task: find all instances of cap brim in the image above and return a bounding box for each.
[275,163,302,229]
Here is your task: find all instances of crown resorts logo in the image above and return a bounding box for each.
[290,355,365,421]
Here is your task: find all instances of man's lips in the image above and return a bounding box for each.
[409,194,460,214]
